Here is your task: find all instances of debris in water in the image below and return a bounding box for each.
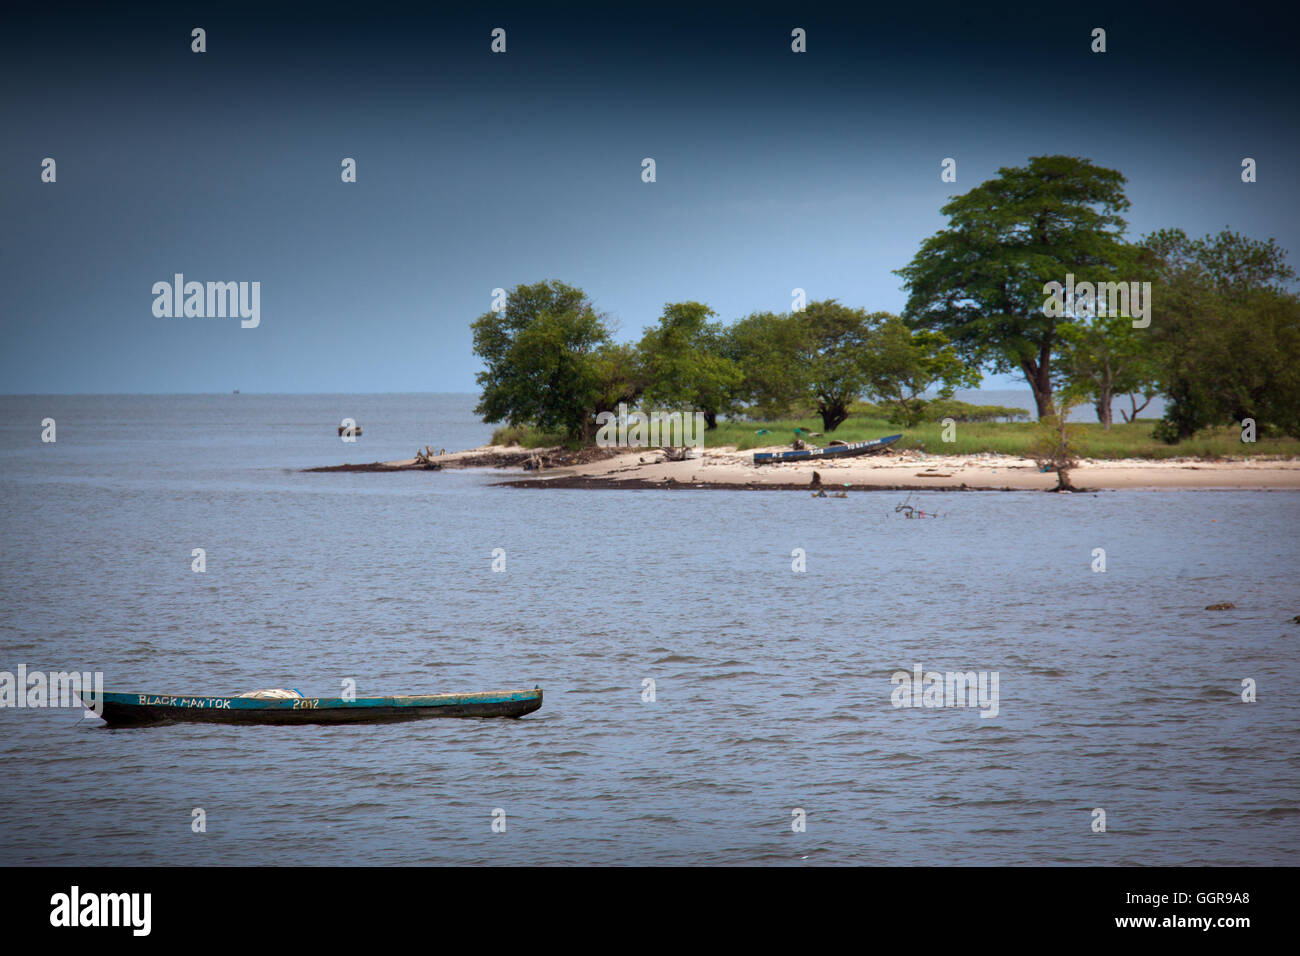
[895,493,942,518]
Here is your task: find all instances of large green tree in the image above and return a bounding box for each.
[896,155,1132,419]
[638,302,742,429]
[471,280,614,440]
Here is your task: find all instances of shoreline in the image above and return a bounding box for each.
[496,476,1029,491]
[302,447,544,472]
[305,445,1300,491]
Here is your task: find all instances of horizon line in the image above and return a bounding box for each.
[0,390,484,398]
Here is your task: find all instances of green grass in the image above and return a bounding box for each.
[490,415,1299,459]
[710,415,1300,459]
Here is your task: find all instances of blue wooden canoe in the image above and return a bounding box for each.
[753,433,902,465]
[91,688,543,727]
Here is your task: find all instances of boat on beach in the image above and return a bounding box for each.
[89,687,543,727]
[753,433,902,465]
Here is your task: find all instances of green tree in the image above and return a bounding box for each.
[1031,396,1087,491]
[1146,227,1297,295]
[726,310,809,420]
[1052,242,1161,428]
[896,155,1132,419]
[865,315,981,427]
[1143,229,1300,441]
[590,343,645,417]
[1056,310,1159,429]
[795,300,879,432]
[471,280,612,440]
[638,302,741,429]
[730,302,912,431]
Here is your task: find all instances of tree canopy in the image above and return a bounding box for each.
[725,310,809,421]
[637,302,741,429]
[472,166,1296,449]
[866,316,980,427]
[796,300,881,432]
[726,302,962,432]
[896,155,1132,419]
[1143,229,1300,440]
[471,280,615,440]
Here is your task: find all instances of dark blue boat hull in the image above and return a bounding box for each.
[752,433,901,465]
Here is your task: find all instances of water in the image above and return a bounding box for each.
[1,394,1296,865]
[944,388,1166,423]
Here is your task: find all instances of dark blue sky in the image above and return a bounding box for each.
[3,0,1297,393]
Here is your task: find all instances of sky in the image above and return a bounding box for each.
[2,0,1297,394]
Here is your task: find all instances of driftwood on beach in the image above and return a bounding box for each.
[413,446,445,468]
[659,446,695,461]
[300,447,603,473]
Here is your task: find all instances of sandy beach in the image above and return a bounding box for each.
[324,445,1300,491]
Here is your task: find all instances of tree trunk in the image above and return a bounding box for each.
[1095,391,1112,429]
[819,400,850,432]
[1096,362,1114,430]
[703,410,717,430]
[1020,356,1054,419]
[1123,392,1153,422]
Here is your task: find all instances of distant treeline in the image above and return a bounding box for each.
[472,155,1300,442]
[887,399,1029,424]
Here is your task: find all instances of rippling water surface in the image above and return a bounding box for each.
[1,394,1296,865]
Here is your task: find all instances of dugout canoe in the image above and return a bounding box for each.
[89,687,543,727]
[753,433,902,465]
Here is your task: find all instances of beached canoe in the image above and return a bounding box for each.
[753,433,902,465]
[90,688,543,727]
